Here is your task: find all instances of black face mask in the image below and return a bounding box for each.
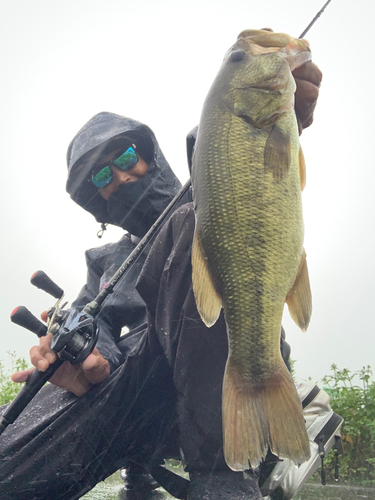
[106,171,176,238]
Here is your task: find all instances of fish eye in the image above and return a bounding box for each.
[230,50,246,62]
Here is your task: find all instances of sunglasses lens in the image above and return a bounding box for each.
[113,147,138,171]
[91,166,112,188]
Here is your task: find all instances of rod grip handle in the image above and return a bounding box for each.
[0,359,64,435]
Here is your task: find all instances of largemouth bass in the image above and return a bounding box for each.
[191,30,313,471]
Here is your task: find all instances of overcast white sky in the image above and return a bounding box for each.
[0,0,374,384]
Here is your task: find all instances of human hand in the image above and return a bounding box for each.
[11,312,110,396]
[258,29,322,133]
[293,60,322,134]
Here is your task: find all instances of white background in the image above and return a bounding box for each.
[1,0,374,384]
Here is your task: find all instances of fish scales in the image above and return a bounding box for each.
[197,112,302,371]
[191,30,313,471]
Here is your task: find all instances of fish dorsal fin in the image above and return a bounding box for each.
[264,125,291,182]
[286,249,312,331]
[299,145,306,191]
[192,230,222,327]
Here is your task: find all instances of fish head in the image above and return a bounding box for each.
[212,29,312,128]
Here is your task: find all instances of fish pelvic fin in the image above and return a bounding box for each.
[286,249,312,331]
[192,230,222,327]
[222,358,311,471]
[264,125,291,182]
[299,145,306,191]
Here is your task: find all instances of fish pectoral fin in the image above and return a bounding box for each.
[192,230,222,327]
[264,125,291,182]
[286,249,312,331]
[299,145,306,191]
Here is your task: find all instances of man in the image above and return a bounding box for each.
[1,60,326,500]
[1,112,187,499]
[65,112,187,489]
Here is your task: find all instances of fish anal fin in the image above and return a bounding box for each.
[264,125,291,182]
[299,145,306,191]
[192,230,222,327]
[286,249,312,331]
[223,359,311,471]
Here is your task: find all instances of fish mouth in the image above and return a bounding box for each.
[237,29,312,71]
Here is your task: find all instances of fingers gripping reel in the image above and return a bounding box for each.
[11,270,99,363]
[2,271,99,437]
[50,308,98,365]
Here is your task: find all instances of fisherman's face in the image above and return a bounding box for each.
[98,154,148,200]
[84,146,148,200]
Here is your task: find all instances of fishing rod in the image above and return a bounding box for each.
[0,180,191,436]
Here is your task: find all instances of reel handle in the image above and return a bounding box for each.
[10,306,48,338]
[30,270,64,299]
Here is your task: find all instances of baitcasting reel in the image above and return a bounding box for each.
[0,271,98,435]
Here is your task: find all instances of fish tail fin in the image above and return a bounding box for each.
[223,358,310,471]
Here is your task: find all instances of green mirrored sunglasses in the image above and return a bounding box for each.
[91,146,138,188]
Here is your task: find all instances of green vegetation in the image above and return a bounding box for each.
[319,364,375,485]
[1,355,374,485]
[0,352,29,405]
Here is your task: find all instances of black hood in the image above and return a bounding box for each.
[66,112,181,229]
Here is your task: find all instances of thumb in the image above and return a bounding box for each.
[81,349,110,385]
